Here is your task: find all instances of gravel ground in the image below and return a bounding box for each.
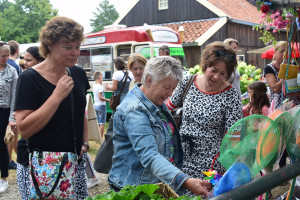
[0,168,291,200]
[0,170,110,200]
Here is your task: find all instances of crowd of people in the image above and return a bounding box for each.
[0,15,299,199]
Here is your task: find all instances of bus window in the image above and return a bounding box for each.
[154,47,188,68]
[117,45,131,62]
[78,46,113,80]
[134,45,151,59]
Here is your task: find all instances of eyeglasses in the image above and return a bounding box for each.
[0,41,8,47]
[214,49,236,62]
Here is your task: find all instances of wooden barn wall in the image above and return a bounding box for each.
[183,46,202,68]
[119,0,218,26]
[227,22,286,69]
[183,22,286,69]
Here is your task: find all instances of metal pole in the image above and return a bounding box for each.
[209,160,300,200]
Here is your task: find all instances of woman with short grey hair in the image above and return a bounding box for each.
[108,56,211,196]
[141,56,182,86]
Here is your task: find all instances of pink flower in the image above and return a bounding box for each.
[273,29,278,33]
[261,5,270,13]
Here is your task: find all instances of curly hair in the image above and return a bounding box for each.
[39,16,84,58]
[127,53,147,70]
[247,81,270,115]
[26,46,45,62]
[200,41,237,80]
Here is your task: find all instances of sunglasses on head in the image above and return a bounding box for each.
[214,49,236,62]
[0,41,8,47]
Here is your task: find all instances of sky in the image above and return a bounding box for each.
[50,0,135,33]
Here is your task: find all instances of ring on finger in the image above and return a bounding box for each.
[68,80,73,85]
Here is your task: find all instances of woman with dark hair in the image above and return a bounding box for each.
[15,16,90,199]
[167,41,242,196]
[242,81,270,117]
[23,46,44,70]
[106,57,134,110]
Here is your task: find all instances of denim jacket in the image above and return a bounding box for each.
[1,64,18,121]
[108,84,189,192]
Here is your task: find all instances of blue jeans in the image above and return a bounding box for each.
[94,105,106,124]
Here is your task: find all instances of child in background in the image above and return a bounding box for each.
[243,81,270,117]
[93,71,110,140]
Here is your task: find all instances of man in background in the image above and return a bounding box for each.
[7,40,21,170]
[159,45,170,56]
[7,40,22,76]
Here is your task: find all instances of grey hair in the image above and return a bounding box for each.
[141,56,183,85]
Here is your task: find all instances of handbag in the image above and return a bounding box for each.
[4,125,14,145]
[28,68,79,199]
[94,117,114,174]
[109,71,129,110]
[172,75,196,128]
[280,22,300,94]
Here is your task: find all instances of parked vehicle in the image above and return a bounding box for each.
[78,24,187,81]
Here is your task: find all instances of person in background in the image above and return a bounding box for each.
[159,45,170,56]
[263,41,289,109]
[93,71,109,140]
[15,16,89,199]
[0,41,18,193]
[7,40,22,170]
[167,41,242,196]
[127,53,147,90]
[106,57,134,113]
[109,56,211,196]
[224,38,241,96]
[262,41,298,170]
[19,59,26,71]
[8,47,45,170]
[7,40,22,76]
[23,46,45,70]
[242,81,270,117]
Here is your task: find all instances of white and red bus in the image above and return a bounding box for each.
[77,25,187,81]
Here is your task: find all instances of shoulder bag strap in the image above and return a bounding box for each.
[178,74,196,107]
[30,68,77,198]
[31,151,68,198]
[118,70,129,95]
[67,67,77,154]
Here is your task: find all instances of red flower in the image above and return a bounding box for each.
[59,180,71,192]
[261,5,270,13]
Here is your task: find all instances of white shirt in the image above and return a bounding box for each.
[112,70,134,82]
[93,83,106,106]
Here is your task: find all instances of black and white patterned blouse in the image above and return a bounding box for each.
[263,63,287,109]
[167,74,242,196]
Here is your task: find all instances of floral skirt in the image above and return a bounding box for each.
[17,153,88,200]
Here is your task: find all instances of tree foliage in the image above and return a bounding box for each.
[0,0,57,43]
[90,0,119,33]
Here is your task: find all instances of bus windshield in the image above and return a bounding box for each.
[135,45,188,68]
[78,47,113,80]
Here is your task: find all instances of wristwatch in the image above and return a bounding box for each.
[82,142,90,150]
